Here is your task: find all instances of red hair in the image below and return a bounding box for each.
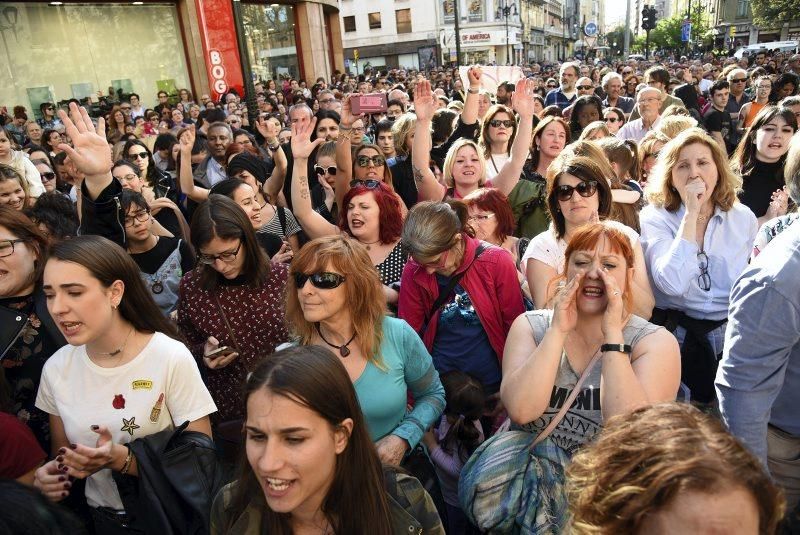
[339,182,403,244]
[463,188,516,242]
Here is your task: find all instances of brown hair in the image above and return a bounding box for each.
[646,128,741,212]
[567,402,784,535]
[225,345,393,534]
[479,104,517,158]
[401,200,475,259]
[545,154,613,239]
[529,116,571,172]
[286,236,386,365]
[0,206,48,291]
[0,164,30,209]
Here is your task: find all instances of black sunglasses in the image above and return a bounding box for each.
[556,180,598,202]
[350,179,381,189]
[356,155,386,168]
[489,119,515,128]
[40,172,56,182]
[576,85,593,90]
[605,117,620,123]
[314,165,337,176]
[129,151,148,160]
[294,272,346,289]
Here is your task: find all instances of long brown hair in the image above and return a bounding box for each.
[0,206,48,293]
[48,235,182,341]
[225,345,393,534]
[479,104,517,158]
[286,235,386,364]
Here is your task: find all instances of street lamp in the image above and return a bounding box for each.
[496,0,518,65]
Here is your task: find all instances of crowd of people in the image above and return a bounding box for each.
[2,48,800,534]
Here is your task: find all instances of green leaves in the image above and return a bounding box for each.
[751,0,800,27]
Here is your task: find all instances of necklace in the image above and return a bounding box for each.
[315,323,356,357]
[361,239,381,251]
[92,327,135,361]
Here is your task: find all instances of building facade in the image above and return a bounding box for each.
[711,0,800,50]
[0,0,344,115]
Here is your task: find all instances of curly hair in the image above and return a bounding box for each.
[567,402,784,535]
[646,128,741,212]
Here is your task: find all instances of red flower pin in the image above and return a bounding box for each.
[113,394,126,410]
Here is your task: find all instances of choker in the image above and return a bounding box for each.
[315,323,356,357]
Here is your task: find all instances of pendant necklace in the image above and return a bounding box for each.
[315,323,356,357]
[361,239,381,251]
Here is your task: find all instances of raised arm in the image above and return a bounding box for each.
[630,238,655,319]
[335,94,360,210]
[290,117,339,238]
[56,104,112,201]
[460,66,483,126]
[411,79,446,202]
[255,117,286,202]
[493,79,536,196]
[178,126,209,202]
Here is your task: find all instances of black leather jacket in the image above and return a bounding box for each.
[112,422,225,535]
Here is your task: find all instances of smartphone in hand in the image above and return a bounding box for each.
[206,346,233,359]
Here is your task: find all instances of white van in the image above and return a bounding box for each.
[734,41,799,59]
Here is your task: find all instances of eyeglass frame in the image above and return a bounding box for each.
[128,151,149,160]
[123,209,151,227]
[0,239,27,258]
[555,180,599,202]
[198,241,243,265]
[697,250,711,291]
[315,165,337,176]
[355,155,386,168]
[467,213,496,222]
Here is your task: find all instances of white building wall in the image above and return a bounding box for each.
[338,0,438,51]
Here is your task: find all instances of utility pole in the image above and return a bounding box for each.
[454,0,462,66]
[623,0,631,58]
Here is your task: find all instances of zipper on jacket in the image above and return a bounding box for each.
[114,197,126,245]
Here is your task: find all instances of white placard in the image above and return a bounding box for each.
[458,66,524,94]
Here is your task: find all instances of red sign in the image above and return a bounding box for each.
[194,0,244,101]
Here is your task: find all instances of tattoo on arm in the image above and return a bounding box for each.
[299,176,310,199]
[412,164,424,184]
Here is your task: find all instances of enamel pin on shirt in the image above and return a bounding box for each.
[150,393,164,423]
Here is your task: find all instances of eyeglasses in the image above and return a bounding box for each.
[128,151,148,160]
[293,271,346,289]
[198,241,242,265]
[350,179,381,189]
[577,85,593,90]
[352,126,366,133]
[319,98,335,104]
[489,119,515,128]
[468,213,495,222]
[355,155,386,168]
[731,78,747,83]
[546,84,557,88]
[116,173,139,183]
[556,180,598,202]
[0,239,26,258]
[605,117,620,123]
[124,209,150,227]
[40,172,56,182]
[227,118,241,123]
[697,251,711,291]
[315,165,337,176]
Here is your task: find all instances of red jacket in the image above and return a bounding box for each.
[398,236,525,361]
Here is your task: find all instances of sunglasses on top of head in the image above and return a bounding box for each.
[556,180,598,202]
[293,272,346,289]
[314,165,337,176]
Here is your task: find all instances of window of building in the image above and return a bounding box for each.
[368,12,381,29]
[396,9,411,34]
[343,15,356,32]
[737,0,749,17]
[242,4,299,83]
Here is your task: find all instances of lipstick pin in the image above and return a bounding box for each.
[150,393,164,423]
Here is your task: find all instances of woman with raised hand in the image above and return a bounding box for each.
[502,222,680,456]
[33,236,216,532]
[414,78,535,202]
[210,345,445,534]
[290,117,407,303]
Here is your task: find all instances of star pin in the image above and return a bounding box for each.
[120,416,140,437]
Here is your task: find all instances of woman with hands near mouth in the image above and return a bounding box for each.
[640,128,757,405]
[501,222,680,455]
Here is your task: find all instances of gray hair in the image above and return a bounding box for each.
[602,72,623,90]
[560,62,580,77]
[726,68,747,82]
[401,201,464,259]
[288,103,314,121]
[207,121,233,139]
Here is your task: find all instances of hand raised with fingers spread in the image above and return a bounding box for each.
[57,103,111,177]
[413,79,436,122]
[290,117,324,159]
[512,79,536,118]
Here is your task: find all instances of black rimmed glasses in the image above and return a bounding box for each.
[198,241,242,265]
[0,239,26,258]
[697,251,711,291]
[555,180,598,202]
[293,272,346,289]
[124,209,150,227]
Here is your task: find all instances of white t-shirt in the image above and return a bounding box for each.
[521,221,640,274]
[36,332,217,510]
[485,153,511,180]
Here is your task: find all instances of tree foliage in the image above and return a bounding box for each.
[605,26,635,56]
[751,0,800,28]
[634,12,712,53]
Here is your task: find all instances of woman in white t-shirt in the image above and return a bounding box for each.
[33,235,217,532]
[522,153,654,319]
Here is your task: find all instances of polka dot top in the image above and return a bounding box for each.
[376,242,408,286]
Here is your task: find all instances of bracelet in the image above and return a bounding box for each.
[467,87,480,94]
[601,343,632,356]
[120,445,133,475]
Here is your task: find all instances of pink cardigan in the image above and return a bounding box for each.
[398,236,525,361]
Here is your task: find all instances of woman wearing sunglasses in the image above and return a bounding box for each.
[122,140,178,205]
[398,201,524,419]
[177,195,289,438]
[522,154,654,318]
[640,129,757,405]
[478,104,517,180]
[603,107,625,135]
[287,235,445,467]
[291,119,408,304]
[32,159,58,194]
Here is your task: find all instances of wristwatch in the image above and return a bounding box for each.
[266,143,280,151]
[600,343,632,355]
[467,87,480,94]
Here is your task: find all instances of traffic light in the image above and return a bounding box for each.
[642,5,657,31]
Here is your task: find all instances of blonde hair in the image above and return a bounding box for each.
[286,236,386,366]
[656,115,698,139]
[578,121,611,141]
[391,113,416,157]
[645,128,741,211]
[442,139,487,189]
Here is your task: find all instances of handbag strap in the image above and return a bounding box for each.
[530,349,602,449]
[424,243,488,325]
[212,293,242,355]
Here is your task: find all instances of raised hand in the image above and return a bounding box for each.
[598,268,625,340]
[291,117,324,159]
[467,65,483,89]
[340,94,363,128]
[511,78,536,118]
[179,125,195,154]
[56,103,111,177]
[255,116,278,142]
[413,79,436,123]
[551,272,583,335]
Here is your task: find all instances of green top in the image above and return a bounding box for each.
[507,178,550,239]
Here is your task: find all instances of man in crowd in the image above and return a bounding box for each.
[129,93,145,120]
[630,66,685,120]
[704,80,733,154]
[544,62,579,110]
[601,72,635,115]
[317,90,337,111]
[617,87,662,142]
[193,122,231,187]
[562,77,597,120]
[495,82,514,106]
[726,68,750,126]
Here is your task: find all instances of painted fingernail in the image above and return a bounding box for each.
[64,482,71,489]
[57,463,64,470]
[62,492,68,497]
[58,476,66,482]
[90,425,99,430]
[56,455,64,463]
[69,444,77,450]
[58,447,66,455]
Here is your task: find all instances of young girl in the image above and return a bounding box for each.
[0,164,31,211]
[422,370,486,535]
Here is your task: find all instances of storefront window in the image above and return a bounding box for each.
[0,3,189,115]
[242,4,298,83]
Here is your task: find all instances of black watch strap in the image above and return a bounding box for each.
[601,343,632,355]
